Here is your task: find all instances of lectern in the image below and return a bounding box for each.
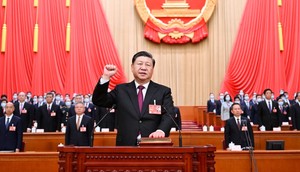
[58,145,216,172]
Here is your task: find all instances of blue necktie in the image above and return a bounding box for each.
[5,118,10,129]
[268,101,272,112]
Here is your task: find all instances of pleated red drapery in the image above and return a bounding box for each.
[0,0,126,99]
[221,0,300,97]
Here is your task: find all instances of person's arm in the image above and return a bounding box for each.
[87,117,94,146]
[224,119,231,148]
[92,65,118,108]
[16,118,23,151]
[65,120,70,145]
[290,106,296,130]
[56,107,63,132]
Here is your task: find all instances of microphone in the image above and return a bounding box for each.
[241,118,257,172]
[90,104,116,147]
[241,119,252,149]
[162,106,182,147]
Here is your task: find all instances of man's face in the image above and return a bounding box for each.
[231,104,242,117]
[75,96,83,103]
[75,103,85,115]
[5,102,15,115]
[46,94,54,103]
[265,90,272,100]
[18,92,26,102]
[131,56,154,84]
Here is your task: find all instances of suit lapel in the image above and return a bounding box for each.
[141,81,157,115]
[126,81,140,116]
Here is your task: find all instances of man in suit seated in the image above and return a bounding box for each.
[0,102,23,152]
[225,103,254,149]
[65,102,93,146]
[92,51,176,146]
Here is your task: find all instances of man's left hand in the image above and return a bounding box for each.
[149,130,165,138]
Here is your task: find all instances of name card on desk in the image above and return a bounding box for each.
[273,127,281,131]
[282,122,289,126]
[101,128,110,132]
[170,127,176,132]
[36,129,44,133]
[230,145,242,151]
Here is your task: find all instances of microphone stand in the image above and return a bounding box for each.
[242,119,257,172]
[163,106,182,147]
[90,104,116,147]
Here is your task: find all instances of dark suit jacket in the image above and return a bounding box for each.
[250,103,259,124]
[84,103,95,119]
[36,104,62,132]
[216,100,223,115]
[65,114,93,146]
[207,100,217,113]
[225,116,254,148]
[290,103,300,130]
[92,80,175,146]
[0,115,23,151]
[257,100,281,130]
[14,102,35,132]
[94,106,116,131]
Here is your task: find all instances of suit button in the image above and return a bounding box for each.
[139,120,142,123]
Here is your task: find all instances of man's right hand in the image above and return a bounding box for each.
[102,64,118,80]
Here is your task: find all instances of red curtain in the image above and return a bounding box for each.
[0,0,126,99]
[221,0,300,97]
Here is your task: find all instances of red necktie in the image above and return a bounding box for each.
[137,85,145,113]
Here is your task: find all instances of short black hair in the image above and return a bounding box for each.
[263,88,272,95]
[46,92,54,97]
[295,92,300,99]
[230,103,242,111]
[132,51,155,67]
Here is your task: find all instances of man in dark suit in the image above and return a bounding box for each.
[207,93,217,113]
[36,92,62,132]
[69,94,84,117]
[0,102,23,152]
[92,51,175,146]
[14,92,35,132]
[257,88,281,131]
[290,92,300,130]
[225,103,254,149]
[65,102,93,146]
[83,94,95,119]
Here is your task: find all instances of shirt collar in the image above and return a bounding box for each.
[134,81,150,90]
[5,114,13,119]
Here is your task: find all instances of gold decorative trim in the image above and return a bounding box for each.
[135,0,216,29]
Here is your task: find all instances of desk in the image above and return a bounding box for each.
[23,131,300,151]
[0,152,58,172]
[215,150,300,172]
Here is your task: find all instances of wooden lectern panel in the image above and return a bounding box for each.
[58,146,216,172]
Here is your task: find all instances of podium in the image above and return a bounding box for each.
[58,145,216,172]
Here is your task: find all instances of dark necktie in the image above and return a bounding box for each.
[47,105,51,114]
[237,118,240,129]
[5,118,10,129]
[268,101,272,112]
[137,85,145,113]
